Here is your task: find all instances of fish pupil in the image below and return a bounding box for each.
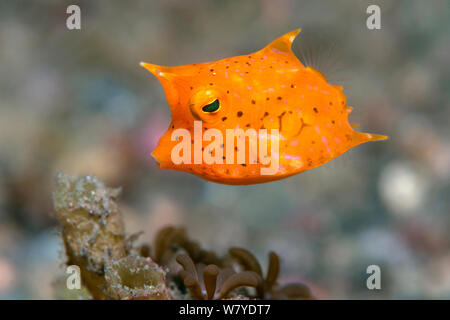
[202,99,220,113]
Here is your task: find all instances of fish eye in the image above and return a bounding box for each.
[201,99,220,113]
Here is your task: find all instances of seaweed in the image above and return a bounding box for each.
[103,255,170,300]
[52,173,312,300]
[152,226,224,267]
[176,254,260,300]
[229,248,313,299]
[53,173,170,300]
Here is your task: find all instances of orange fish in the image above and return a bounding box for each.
[141,29,387,185]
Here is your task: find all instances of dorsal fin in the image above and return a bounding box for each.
[263,29,301,54]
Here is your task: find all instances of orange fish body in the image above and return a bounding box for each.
[141,29,387,185]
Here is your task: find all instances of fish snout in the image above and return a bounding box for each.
[151,144,166,168]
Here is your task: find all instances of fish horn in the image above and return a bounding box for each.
[353,131,389,144]
[366,133,389,142]
[140,61,179,106]
[264,29,302,53]
[140,62,174,79]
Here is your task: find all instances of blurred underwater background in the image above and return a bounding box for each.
[0,0,449,299]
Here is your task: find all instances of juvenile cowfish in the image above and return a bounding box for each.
[141,29,387,185]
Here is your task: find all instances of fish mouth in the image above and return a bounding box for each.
[151,149,162,168]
